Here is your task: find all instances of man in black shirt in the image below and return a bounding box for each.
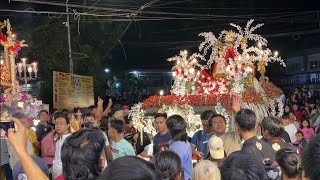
[35,110,51,142]
[235,109,280,180]
[261,116,297,153]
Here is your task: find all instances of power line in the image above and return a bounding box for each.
[10,0,318,18]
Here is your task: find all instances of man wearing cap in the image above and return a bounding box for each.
[206,136,225,168]
[191,110,215,159]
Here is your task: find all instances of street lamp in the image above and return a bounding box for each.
[16,58,38,94]
[104,68,110,73]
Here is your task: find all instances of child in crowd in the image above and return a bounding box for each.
[292,103,303,122]
[292,131,307,155]
[300,119,314,142]
[289,111,300,130]
[282,114,298,142]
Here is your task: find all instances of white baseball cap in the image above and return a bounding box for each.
[207,136,224,159]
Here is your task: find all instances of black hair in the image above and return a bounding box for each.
[166,115,188,142]
[209,114,226,127]
[82,112,96,119]
[88,105,97,112]
[82,122,94,129]
[300,119,311,129]
[154,151,182,180]
[38,109,49,116]
[73,107,82,114]
[62,128,105,180]
[235,109,257,131]
[154,113,168,120]
[99,156,158,180]
[302,135,320,180]
[99,116,110,132]
[43,125,54,137]
[295,131,304,137]
[200,110,215,121]
[261,116,284,137]
[61,109,69,115]
[281,114,290,120]
[54,112,70,125]
[276,148,302,178]
[12,112,27,119]
[135,131,152,155]
[220,151,268,180]
[110,119,125,134]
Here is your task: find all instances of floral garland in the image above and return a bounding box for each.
[0,89,42,121]
[129,103,202,136]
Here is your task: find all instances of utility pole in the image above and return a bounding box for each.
[66,0,73,74]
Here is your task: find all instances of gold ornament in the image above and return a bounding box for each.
[224,31,236,44]
[240,38,247,49]
[256,142,262,150]
[272,143,281,151]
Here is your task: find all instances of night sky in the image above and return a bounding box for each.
[1,0,320,74]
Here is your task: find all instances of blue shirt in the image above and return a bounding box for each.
[110,139,136,159]
[153,132,171,154]
[191,130,215,156]
[169,140,192,180]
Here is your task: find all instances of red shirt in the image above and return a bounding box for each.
[294,111,303,122]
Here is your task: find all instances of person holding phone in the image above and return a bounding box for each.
[1,124,13,180]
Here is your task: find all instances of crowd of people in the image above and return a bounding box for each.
[0,87,320,180]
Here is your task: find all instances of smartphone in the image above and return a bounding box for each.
[0,121,15,139]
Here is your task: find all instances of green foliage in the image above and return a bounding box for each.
[13,16,125,108]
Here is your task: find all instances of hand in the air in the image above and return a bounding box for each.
[232,94,242,113]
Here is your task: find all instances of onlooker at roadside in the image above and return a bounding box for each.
[235,109,280,180]
[13,156,49,180]
[292,103,303,122]
[60,128,106,180]
[99,156,158,180]
[8,113,34,170]
[191,110,215,160]
[302,135,320,180]
[153,113,171,155]
[300,119,314,142]
[209,114,241,156]
[52,112,71,179]
[205,136,225,168]
[41,125,55,178]
[0,125,12,180]
[192,160,220,180]
[167,115,192,180]
[108,120,135,159]
[36,110,51,143]
[220,151,268,180]
[261,116,297,153]
[276,148,302,180]
[154,150,183,180]
[292,131,307,155]
[282,114,298,142]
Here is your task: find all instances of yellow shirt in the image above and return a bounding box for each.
[70,119,80,132]
[28,129,40,156]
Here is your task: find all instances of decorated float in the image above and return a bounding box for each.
[0,19,42,121]
[130,20,286,136]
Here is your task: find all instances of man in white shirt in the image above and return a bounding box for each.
[52,113,71,179]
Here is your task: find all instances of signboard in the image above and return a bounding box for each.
[53,71,94,110]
